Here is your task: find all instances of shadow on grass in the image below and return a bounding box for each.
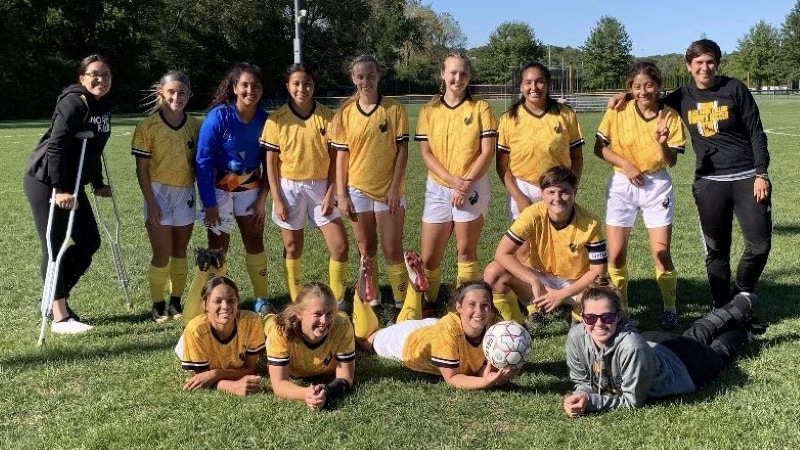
[1,335,176,368]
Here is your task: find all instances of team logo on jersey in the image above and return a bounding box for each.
[187,139,195,150]
[569,243,577,252]
[379,121,388,133]
[662,197,670,209]
[238,352,246,362]
[322,352,333,366]
[468,190,479,205]
[554,123,563,134]
[319,127,326,136]
[464,113,474,126]
[687,100,728,137]
[187,194,195,208]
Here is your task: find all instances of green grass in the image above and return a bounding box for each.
[2,97,800,449]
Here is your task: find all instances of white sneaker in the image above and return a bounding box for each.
[51,318,93,334]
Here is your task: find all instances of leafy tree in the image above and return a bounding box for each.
[736,20,780,88]
[581,16,633,90]
[779,0,800,85]
[473,21,543,84]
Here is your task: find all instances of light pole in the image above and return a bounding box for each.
[293,0,307,63]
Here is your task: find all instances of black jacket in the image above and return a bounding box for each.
[26,84,111,192]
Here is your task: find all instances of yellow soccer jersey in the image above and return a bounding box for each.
[266,314,355,378]
[507,202,607,280]
[415,96,498,186]
[401,312,486,376]
[596,101,686,174]
[181,310,266,371]
[329,96,409,201]
[259,101,334,181]
[131,111,200,187]
[497,103,584,185]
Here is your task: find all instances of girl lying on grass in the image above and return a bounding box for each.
[354,277,518,390]
[178,276,265,396]
[564,277,763,417]
[265,282,355,409]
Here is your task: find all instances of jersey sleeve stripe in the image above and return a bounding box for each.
[670,145,686,154]
[266,355,290,366]
[585,240,608,264]
[497,143,510,153]
[181,360,209,371]
[131,148,151,158]
[480,130,498,138]
[431,356,459,368]
[505,229,525,245]
[595,132,611,145]
[414,134,428,141]
[246,343,266,355]
[260,140,280,152]
[330,142,350,151]
[569,137,585,149]
[396,134,409,142]
[336,351,356,362]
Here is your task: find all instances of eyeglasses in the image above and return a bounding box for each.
[84,71,112,80]
[581,312,618,325]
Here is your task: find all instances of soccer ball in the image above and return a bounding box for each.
[482,321,533,369]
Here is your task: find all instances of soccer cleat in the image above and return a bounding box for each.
[152,301,169,324]
[421,300,438,319]
[168,296,183,321]
[403,250,429,292]
[253,298,277,317]
[661,310,679,329]
[194,247,211,271]
[51,317,93,334]
[525,312,547,333]
[355,255,377,303]
[207,248,226,270]
[337,300,354,318]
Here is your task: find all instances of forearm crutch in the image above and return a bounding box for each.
[38,131,93,346]
[91,153,132,310]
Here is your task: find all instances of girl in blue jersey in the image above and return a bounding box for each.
[184,63,271,321]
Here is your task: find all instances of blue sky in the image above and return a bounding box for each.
[427,0,796,56]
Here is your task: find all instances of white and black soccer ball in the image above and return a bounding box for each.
[482,321,533,369]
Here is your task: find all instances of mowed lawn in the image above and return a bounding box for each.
[1,96,799,449]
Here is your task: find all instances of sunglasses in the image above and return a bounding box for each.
[581,312,618,325]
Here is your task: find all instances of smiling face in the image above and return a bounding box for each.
[630,73,660,110]
[541,182,575,222]
[520,66,548,108]
[287,70,314,108]
[441,56,471,99]
[233,70,263,111]
[582,297,621,349]
[297,295,335,343]
[687,53,718,89]
[456,288,492,338]
[79,61,112,99]
[351,61,380,97]
[162,79,190,113]
[203,283,239,332]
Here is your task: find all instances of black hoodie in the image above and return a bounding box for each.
[26,84,111,192]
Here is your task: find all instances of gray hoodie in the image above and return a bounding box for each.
[565,320,695,413]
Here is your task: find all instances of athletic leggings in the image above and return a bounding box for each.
[692,177,772,307]
[23,175,101,300]
[643,321,748,388]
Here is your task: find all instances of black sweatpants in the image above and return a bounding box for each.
[23,175,101,300]
[692,177,772,307]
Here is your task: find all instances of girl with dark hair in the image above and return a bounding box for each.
[260,63,349,303]
[132,71,200,323]
[179,276,265,396]
[497,62,584,219]
[564,277,758,417]
[184,63,271,322]
[594,62,686,329]
[24,54,113,334]
[353,280,518,390]
[265,282,355,409]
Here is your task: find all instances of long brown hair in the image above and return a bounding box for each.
[579,276,625,316]
[506,62,560,120]
[330,55,380,137]
[274,282,337,341]
[207,62,262,111]
[427,51,472,107]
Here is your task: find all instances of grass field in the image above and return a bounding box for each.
[1,97,800,449]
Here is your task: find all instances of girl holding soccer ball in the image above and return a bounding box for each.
[265,282,355,409]
[132,71,201,323]
[260,63,349,304]
[353,280,518,390]
[563,277,761,417]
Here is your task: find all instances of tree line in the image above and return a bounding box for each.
[2,0,799,120]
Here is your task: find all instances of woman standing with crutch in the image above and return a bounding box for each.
[24,54,113,335]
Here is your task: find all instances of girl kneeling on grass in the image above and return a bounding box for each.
[265,282,355,409]
[354,279,518,390]
[564,277,763,417]
[179,276,265,396]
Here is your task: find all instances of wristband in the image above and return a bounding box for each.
[322,378,351,403]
